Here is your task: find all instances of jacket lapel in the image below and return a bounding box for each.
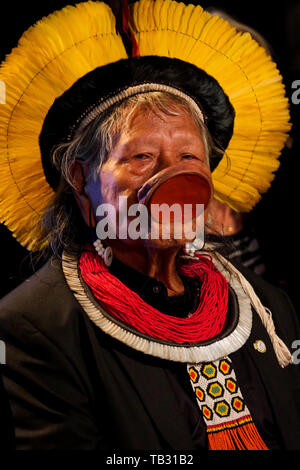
[243,311,300,449]
[115,348,196,450]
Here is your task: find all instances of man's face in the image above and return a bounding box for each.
[85,106,213,248]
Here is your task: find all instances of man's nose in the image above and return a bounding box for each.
[154,152,177,173]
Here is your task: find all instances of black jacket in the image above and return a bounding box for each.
[0,258,300,450]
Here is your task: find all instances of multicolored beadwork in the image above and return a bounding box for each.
[187,356,269,450]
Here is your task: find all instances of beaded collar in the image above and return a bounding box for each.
[62,251,253,363]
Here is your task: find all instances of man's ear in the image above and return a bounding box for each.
[68,160,96,228]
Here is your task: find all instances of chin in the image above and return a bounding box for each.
[145,232,196,251]
[145,218,201,249]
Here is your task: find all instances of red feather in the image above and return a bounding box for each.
[107,0,140,57]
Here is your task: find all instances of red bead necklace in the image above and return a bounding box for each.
[80,248,229,343]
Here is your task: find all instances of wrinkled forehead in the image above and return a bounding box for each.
[98,95,209,161]
[109,98,210,164]
[102,92,205,136]
[124,107,198,135]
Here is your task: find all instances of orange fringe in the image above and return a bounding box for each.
[207,416,269,450]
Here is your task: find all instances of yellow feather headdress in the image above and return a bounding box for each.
[0,0,291,251]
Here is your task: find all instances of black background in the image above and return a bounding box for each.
[0,0,299,312]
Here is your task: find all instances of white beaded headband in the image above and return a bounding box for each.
[70,82,205,138]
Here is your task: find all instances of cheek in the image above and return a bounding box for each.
[84,175,102,213]
[99,159,151,204]
[84,167,128,213]
[201,139,208,163]
[99,170,117,202]
[97,167,137,209]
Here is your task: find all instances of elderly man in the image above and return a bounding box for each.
[0,0,299,450]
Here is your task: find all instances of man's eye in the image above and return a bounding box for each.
[182,154,196,160]
[133,154,150,160]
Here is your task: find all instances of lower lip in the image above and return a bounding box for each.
[148,173,211,223]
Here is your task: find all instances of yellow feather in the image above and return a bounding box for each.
[0,1,126,250]
[133,0,290,210]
